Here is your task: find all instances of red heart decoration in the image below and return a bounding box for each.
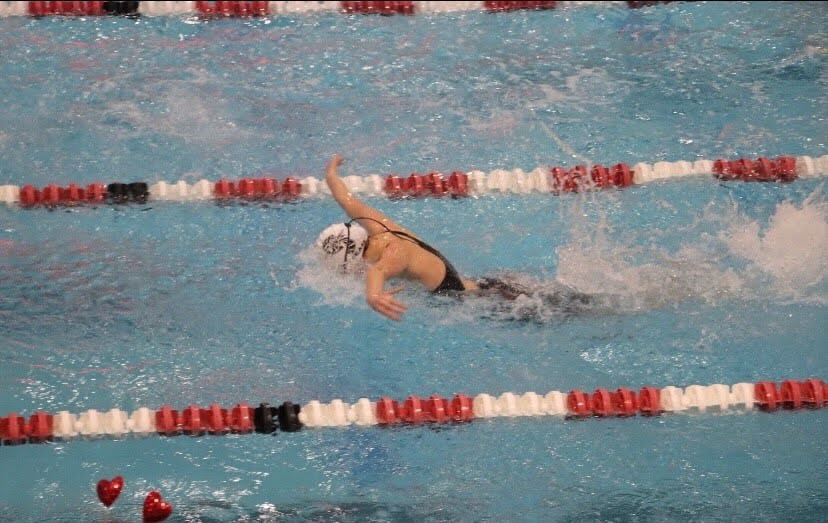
[143,490,173,523]
[96,476,124,507]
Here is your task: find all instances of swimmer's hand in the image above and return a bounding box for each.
[366,286,408,321]
[327,153,344,172]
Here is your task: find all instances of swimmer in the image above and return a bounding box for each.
[317,154,592,321]
[318,154,481,320]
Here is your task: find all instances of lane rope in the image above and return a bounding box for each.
[1,378,825,444]
[0,2,679,18]
[2,154,826,208]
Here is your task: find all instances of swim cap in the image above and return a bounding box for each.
[316,222,368,271]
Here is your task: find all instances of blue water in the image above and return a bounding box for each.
[1,2,827,522]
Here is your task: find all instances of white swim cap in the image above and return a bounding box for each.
[316,222,368,271]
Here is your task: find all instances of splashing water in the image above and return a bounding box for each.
[723,186,827,302]
[556,188,827,312]
[295,245,364,308]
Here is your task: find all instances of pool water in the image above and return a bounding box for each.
[1,2,826,521]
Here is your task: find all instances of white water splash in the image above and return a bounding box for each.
[555,224,745,312]
[556,188,827,311]
[294,246,364,308]
[723,187,826,301]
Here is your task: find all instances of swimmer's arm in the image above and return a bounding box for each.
[325,154,403,235]
[365,243,409,321]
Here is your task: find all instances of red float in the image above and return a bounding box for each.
[590,165,611,189]
[713,159,737,180]
[549,167,566,193]
[27,1,44,15]
[26,411,53,443]
[87,0,104,15]
[204,403,229,434]
[714,156,797,183]
[375,397,400,424]
[341,1,415,15]
[754,381,780,411]
[29,1,95,16]
[449,393,474,421]
[566,389,591,417]
[60,183,85,203]
[214,179,235,198]
[427,172,447,196]
[53,1,70,15]
[195,1,216,15]
[18,183,112,206]
[86,183,106,203]
[229,403,254,433]
[236,178,257,198]
[638,386,661,416]
[485,1,557,12]
[196,1,268,16]
[216,1,237,16]
[734,158,756,179]
[569,165,588,191]
[800,379,826,408]
[611,163,633,187]
[424,395,449,422]
[42,184,61,205]
[590,388,614,416]
[754,157,777,182]
[447,171,469,197]
[155,405,180,436]
[627,1,674,8]
[181,404,205,435]
[612,388,639,416]
[0,412,27,445]
[384,175,404,197]
[70,1,101,15]
[780,380,803,409]
[19,185,40,207]
[282,177,301,198]
[550,165,588,193]
[775,156,797,182]
[260,177,279,197]
[214,177,294,200]
[400,395,426,423]
[405,174,426,197]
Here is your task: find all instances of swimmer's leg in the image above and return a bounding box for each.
[476,277,531,301]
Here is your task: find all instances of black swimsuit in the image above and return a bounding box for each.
[383,231,467,294]
[418,240,467,294]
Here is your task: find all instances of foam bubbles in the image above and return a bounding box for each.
[554,188,826,312]
[294,246,364,308]
[723,186,826,300]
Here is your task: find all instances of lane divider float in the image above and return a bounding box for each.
[0,1,679,19]
[1,378,824,445]
[2,154,825,208]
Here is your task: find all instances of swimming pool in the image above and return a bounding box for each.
[1,1,826,521]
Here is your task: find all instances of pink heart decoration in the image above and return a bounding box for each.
[143,490,173,522]
[96,476,124,507]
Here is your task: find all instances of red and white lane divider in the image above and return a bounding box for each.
[1,154,826,208]
[0,2,678,18]
[1,379,824,445]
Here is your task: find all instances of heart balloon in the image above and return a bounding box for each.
[143,490,173,522]
[96,476,124,507]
